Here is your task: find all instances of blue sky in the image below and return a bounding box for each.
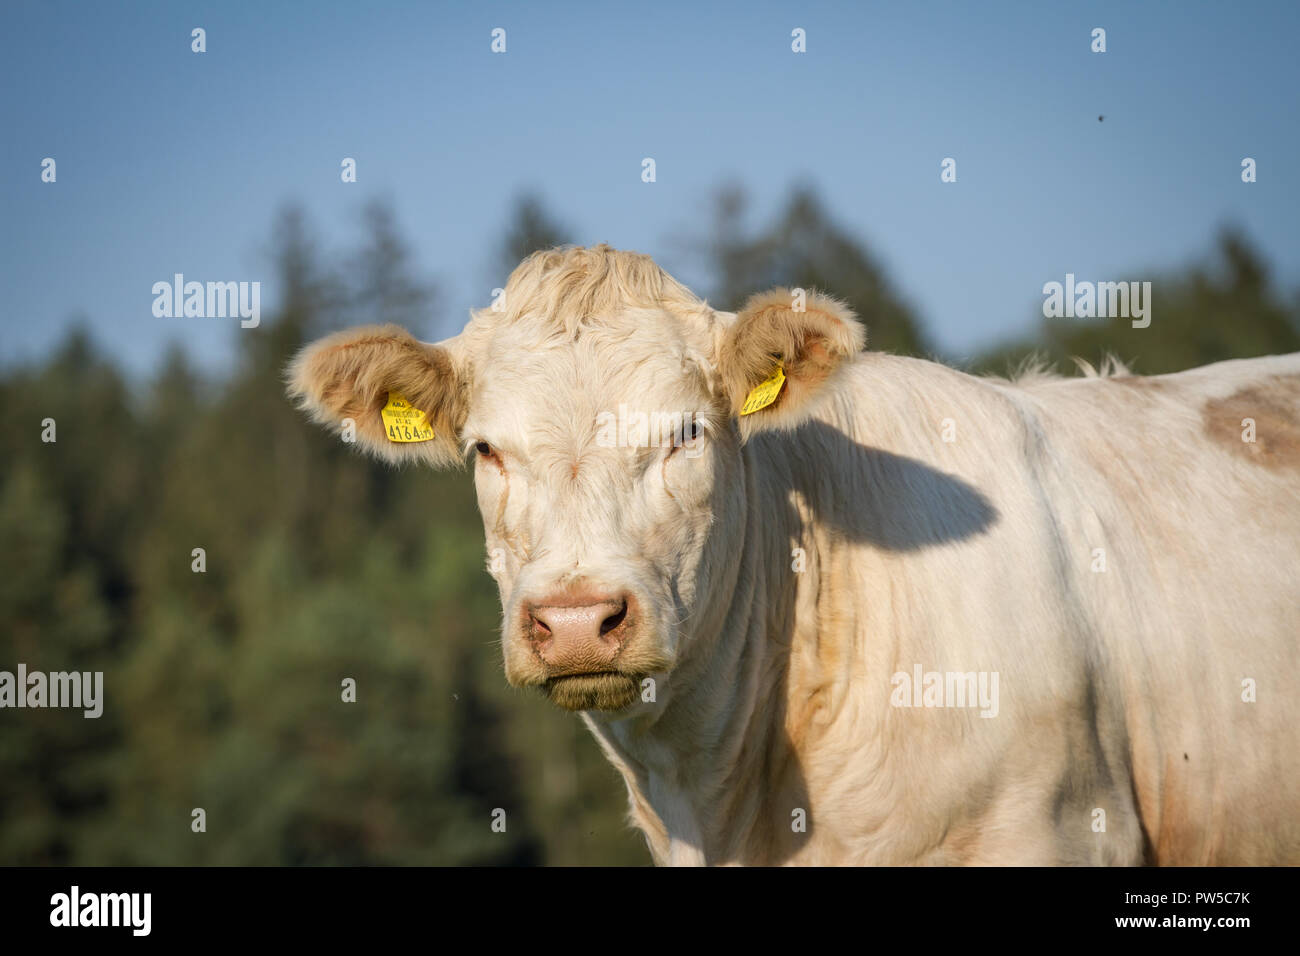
[2,0,1297,377]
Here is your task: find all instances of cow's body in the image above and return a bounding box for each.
[585,352,1300,865]
[291,245,1300,866]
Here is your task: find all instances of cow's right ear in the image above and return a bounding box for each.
[286,324,469,467]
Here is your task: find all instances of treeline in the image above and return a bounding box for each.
[1,190,1296,864]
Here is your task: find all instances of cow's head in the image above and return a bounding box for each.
[288,246,863,713]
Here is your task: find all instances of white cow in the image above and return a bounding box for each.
[290,244,1300,865]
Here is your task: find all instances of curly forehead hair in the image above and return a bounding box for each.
[489,243,716,338]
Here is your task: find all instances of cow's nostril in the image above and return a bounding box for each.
[600,601,628,636]
[526,594,634,661]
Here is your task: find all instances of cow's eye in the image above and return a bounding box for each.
[669,420,705,456]
[475,441,494,457]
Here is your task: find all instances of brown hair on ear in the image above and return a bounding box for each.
[286,324,469,467]
[718,288,865,436]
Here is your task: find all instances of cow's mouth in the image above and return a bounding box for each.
[543,672,640,712]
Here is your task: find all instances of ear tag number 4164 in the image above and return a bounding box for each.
[381,392,434,442]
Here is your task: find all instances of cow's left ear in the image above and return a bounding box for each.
[716,288,865,437]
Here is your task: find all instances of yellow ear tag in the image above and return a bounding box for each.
[739,362,786,416]
[380,391,435,443]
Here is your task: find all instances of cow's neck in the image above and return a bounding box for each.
[584,418,846,866]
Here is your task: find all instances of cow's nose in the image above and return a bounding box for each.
[527,596,631,674]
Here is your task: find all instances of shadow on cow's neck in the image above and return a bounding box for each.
[751,419,999,551]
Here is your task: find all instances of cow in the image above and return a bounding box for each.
[288,244,1300,865]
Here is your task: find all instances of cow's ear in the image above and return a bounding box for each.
[287,324,469,467]
[716,288,865,438]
